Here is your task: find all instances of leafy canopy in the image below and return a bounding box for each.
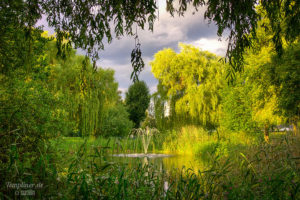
[1,0,299,77]
[267,42,300,124]
[151,43,224,127]
[125,81,150,128]
[45,39,131,137]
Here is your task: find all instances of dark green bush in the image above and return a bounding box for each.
[101,104,134,137]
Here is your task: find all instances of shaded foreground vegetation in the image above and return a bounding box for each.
[1,127,300,199]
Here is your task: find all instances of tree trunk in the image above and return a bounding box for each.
[292,121,298,135]
[264,123,269,142]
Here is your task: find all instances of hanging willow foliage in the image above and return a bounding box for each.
[46,40,119,136]
[151,43,225,127]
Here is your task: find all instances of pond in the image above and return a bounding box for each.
[107,153,208,174]
[104,128,211,174]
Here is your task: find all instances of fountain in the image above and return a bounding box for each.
[112,127,173,158]
[140,127,152,154]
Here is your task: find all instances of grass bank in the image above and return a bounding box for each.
[51,134,164,156]
[161,126,262,158]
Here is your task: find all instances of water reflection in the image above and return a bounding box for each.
[108,154,208,174]
[162,155,208,173]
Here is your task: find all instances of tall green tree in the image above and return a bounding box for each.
[220,29,284,139]
[151,43,224,128]
[125,81,150,128]
[220,46,283,138]
[242,10,299,137]
[219,10,298,139]
[45,39,129,137]
[245,46,283,140]
[267,42,300,134]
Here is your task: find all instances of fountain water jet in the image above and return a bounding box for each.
[112,127,173,158]
[138,127,155,154]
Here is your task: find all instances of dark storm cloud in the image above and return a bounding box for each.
[140,41,178,59]
[94,6,227,97]
[186,22,218,41]
[37,2,227,97]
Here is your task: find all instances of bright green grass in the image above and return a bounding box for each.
[51,135,163,156]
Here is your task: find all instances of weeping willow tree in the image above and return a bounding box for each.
[151,43,225,128]
[45,40,119,137]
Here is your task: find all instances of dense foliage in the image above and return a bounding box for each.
[151,44,224,129]
[268,42,300,132]
[125,81,150,128]
[42,39,132,137]
[151,20,299,137]
[1,0,298,76]
[0,32,134,197]
[0,31,59,162]
[102,104,134,137]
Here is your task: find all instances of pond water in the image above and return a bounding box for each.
[107,153,208,174]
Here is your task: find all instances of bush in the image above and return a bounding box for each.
[0,72,64,162]
[101,104,134,137]
[220,82,258,132]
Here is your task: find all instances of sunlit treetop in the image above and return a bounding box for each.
[1,0,299,79]
[151,44,225,126]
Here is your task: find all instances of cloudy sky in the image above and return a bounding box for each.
[38,1,228,98]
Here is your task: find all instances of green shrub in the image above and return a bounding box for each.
[101,104,134,137]
[220,83,258,132]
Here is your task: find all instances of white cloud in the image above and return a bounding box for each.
[192,38,228,56]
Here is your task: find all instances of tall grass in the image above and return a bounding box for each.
[62,132,300,199]
[161,126,262,158]
[2,130,299,199]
